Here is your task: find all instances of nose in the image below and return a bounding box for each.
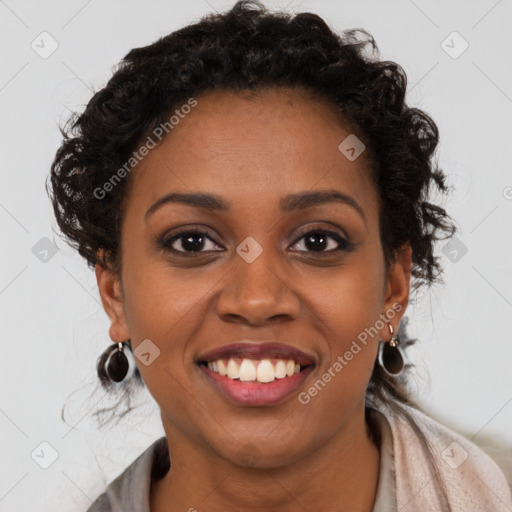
[216,250,301,326]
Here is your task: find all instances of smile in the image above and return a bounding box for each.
[206,357,302,383]
[196,341,317,406]
[199,362,315,406]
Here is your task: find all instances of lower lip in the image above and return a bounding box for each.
[199,364,315,406]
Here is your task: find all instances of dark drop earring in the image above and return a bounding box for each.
[378,323,405,376]
[105,341,130,382]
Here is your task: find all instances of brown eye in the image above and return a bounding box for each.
[158,227,354,257]
[290,229,352,253]
[160,230,222,253]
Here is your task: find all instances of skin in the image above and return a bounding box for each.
[96,86,412,512]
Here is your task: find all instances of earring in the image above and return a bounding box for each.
[105,341,130,382]
[378,323,405,376]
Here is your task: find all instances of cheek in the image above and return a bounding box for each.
[299,296,381,417]
[121,250,212,342]
[119,264,180,360]
[119,257,221,396]
[314,242,385,334]
[120,271,205,428]
[306,250,385,393]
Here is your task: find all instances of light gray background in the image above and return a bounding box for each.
[1,0,511,510]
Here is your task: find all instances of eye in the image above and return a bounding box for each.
[290,229,352,253]
[159,227,353,256]
[159,229,222,254]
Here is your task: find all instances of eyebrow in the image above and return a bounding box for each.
[144,188,367,226]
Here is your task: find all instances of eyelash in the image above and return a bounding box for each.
[158,226,354,256]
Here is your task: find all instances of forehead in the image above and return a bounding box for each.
[127,87,378,218]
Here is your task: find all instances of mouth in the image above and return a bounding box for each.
[196,341,317,406]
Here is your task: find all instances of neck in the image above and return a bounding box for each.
[151,405,380,512]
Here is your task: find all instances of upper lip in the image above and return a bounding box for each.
[197,341,317,366]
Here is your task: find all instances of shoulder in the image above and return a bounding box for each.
[368,397,512,511]
[85,436,169,512]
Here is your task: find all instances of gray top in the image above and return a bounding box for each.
[85,407,396,511]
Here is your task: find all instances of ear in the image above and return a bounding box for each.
[95,251,130,342]
[379,242,412,338]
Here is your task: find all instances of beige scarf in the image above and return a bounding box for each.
[371,397,512,511]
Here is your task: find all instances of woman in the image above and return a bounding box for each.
[47,1,512,510]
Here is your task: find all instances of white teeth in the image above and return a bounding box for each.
[207,357,303,382]
[275,360,287,379]
[257,359,275,383]
[226,359,240,379]
[239,359,257,381]
[217,359,227,376]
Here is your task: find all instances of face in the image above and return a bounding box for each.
[97,86,411,468]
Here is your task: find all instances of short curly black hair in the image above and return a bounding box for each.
[48,1,455,416]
